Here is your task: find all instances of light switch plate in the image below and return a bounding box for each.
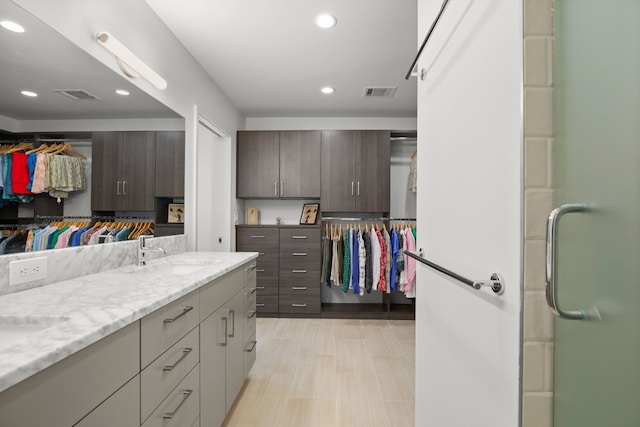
[9,257,47,286]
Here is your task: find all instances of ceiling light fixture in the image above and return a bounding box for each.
[315,14,337,29]
[96,32,167,90]
[21,90,37,97]
[0,20,25,33]
[321,86,335,94]
[115,89,130,96]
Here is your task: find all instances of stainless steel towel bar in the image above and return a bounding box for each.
[404,249,504,294]
[405,0,451,80]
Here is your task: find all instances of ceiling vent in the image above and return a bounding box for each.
[363,86,397,98]
[54,89,102,101]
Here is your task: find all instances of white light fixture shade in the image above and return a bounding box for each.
[97,32,167,90]
[1,20,25,33]
[321,86,335,94]
[115,89,130,96]
[315,14,337,29]
[21,90,37,97]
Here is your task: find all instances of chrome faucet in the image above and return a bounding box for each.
[138,235,166,266]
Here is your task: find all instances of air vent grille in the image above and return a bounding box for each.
[363,86,397,98]
[54,89,102,101]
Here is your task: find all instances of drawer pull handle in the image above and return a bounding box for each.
[248,265,257,271]
[163,390,192,419]
[256,303,265,307]
[163,306,194,324]
[256,269,266,273]
[292,286,307,290]
[163,348,193,371]
[292,269,307,273]
[248,310,257,318]
[249,287,258,295]
[220,317,228,346]
[292,252,307,256]
[256,286,265,290]
[292,304,307,307]
[245,340,257,352]
[292,235,308,239]
[250,235,266,239]
[259,252,265,255]
[228,309,236,338]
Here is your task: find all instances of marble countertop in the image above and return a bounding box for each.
[0,251,258,393]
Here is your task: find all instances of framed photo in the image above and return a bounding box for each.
[168,203,185,223]
[299,203,319,225]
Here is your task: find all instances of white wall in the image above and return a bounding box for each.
[14,0,244,252]
[245,116,416,131]
[415,0,522,426]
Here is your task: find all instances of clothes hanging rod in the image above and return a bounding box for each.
[35,215,154,221]
[405,0,451,80]
[322,216,416,221]
[36,138,91,142]
[404,249,505,294]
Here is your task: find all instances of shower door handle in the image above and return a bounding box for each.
[545,203,589,320]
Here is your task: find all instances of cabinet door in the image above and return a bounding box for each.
[155,131,185,197]
[122,131,156,211]
[279,131,321,198]
[74,376,140,427]
[321,130,356,212]
[91,131,123,211]
[200,309,228,427]
[237,131,280,198]
[355,130,390,212]
[225,291,245,413]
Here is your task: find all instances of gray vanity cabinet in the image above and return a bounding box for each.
[0,322,140,427]
[91,131,156,212]
[199,267,247,427]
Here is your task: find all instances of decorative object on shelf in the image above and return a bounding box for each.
[168,203,185,223]
[299,203,319,225]
[276,216,282,225]
[247,208,259,225]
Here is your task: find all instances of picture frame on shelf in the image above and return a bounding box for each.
[299,203,319,225]
[168,203,185,223]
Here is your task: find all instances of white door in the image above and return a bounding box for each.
[196,117,231,252]
[415,0,522,425]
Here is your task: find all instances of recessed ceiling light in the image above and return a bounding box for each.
[115,89,130,96]
[315,14,337,29]
[1,20,25,33]
[321,86,335,94]
[21,90,37,97]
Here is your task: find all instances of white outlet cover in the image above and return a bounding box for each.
[9,257,47,286]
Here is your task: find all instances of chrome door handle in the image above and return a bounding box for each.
[351,181,354,196]
[163,390,192,419]
[116,181,122,195]
[220,316,228,346]
[163,348,193,371]
[357,181,360,196]
[275,181,278,196]
[163,306,193,323]
[228,309,235,338]
[122,181,127,196]
[545,203,589,320]
[281,181,284,196]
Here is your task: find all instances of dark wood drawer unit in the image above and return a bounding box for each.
[256,295,279,314]
[237,227,279,316]
[279,227,321,315]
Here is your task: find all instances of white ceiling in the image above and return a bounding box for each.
[0,1,417,123]
[146,0,418,118]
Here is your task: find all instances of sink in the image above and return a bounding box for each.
[0,316,69,349]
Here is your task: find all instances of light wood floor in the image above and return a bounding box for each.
[223,317,415,427]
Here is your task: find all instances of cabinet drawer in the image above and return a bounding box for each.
[279,228,320,245]
[244,332,257,378]
[141,291,199,369]
[254,253,279,279]
[279,247,321,270]
[278,282,321,298]
[142,364,200,427]
[200,267,243,321]
[237,228,279,247]
[256,277,278,296]
[244,306,257,344]
[141,327,199,423]
[256,295,278,313]
[279,268,320,283]
[279,293,321,314]
[244,284,257,312]
[74,375,139,427]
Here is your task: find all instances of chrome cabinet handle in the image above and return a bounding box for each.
[357,181,360,196]
[245,340,257,352]
[292,252,307,256]
[163,348,193,371]
[247,310,257,318]
[292,286,307,290]
[256,269,266,273]
[256,303,265,307]
[122,181,127,196]
[281,181,284,196]
[116,181,122,195]
[292,235,308,239]
[163,306,193,323]
[275,181,278,196]
[292,269,307,273]
[256,286,265,290]
[220,316,228,346]
[228,309,235,338]
[351,181,354,196]
[250,235,266,239]
[248,265,257,271]
[292,304,307,307]
[249,287,258,294]
[163,390,192,419]
[545,203,589,320]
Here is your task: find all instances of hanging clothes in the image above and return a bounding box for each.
[409,149,417,192]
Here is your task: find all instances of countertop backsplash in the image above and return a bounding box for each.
[0,235,186,296]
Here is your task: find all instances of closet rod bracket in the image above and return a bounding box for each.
[472,273,504,295]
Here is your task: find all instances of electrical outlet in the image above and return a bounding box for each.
[9,257,47,286]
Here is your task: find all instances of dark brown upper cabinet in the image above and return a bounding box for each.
[155,131,185,198]
[237,131,321,199]
[91,131,156,212]
[321,130,390,212]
